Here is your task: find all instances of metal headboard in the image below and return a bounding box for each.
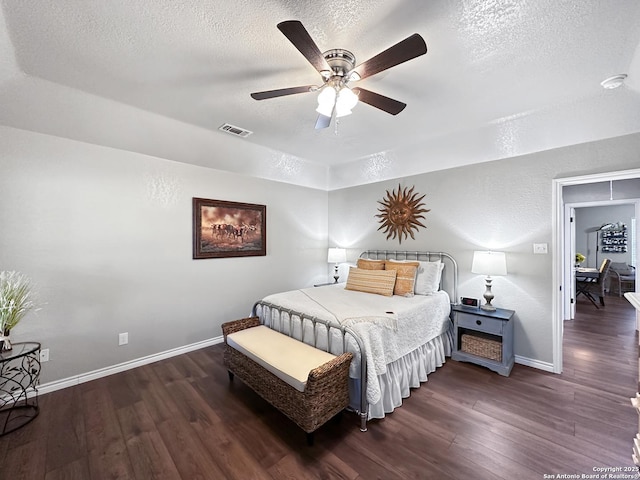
[358,250,458,305]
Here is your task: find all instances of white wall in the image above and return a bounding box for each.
[3,126,640,384]
[0,126,329,384]
[329,132,640,367]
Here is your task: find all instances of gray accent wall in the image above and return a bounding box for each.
[574,204,635,268]
[329,132,640,366]
[564,179,640,203]
[3,123,640,384]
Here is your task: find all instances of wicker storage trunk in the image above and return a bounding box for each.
[221,316,353,443]
[461,333,502,361]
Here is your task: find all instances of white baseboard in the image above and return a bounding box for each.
[515,354,554,373]
[38,336,225,396]
[36,338,556,397]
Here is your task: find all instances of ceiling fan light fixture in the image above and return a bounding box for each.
[316,86,337,116]
[251,21,427,129]
[335,87,359,117]
[335,107,352,118]
[316,103,334,117]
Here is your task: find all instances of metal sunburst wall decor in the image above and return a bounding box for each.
[375,184,430,244]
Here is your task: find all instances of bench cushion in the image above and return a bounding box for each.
[226,325,337,392]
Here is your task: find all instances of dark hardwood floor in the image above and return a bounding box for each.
[1,294,637,479]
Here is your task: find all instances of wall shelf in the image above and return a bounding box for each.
[601,226,628,253]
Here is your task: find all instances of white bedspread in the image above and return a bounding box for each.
[260,284,451,405]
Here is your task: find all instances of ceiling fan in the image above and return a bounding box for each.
[250,21,427,129]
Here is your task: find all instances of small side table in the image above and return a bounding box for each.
[451,305,515,376]
[0,342,41,435]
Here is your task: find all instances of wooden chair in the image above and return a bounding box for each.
[576,258,612,308]
[609,262,636,296]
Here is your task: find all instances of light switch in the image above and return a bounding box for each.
[533,243,548,254]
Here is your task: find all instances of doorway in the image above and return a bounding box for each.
[553,168,640,374]
[564,201,637,320]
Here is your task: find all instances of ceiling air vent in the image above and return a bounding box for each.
[219,123,253,138]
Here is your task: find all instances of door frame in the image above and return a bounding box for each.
[564,205,576,321]
[564,200,638,320]
[552,168,640,374]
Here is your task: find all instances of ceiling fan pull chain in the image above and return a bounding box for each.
[334,118,340,135]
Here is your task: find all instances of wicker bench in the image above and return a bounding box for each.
[221,316,353,445]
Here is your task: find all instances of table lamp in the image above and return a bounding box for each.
[471,251,507,311]
[327,248,347,283]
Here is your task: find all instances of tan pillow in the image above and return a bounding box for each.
[345,267,397,296]
[385,260,419,296]
[356,258,386,270]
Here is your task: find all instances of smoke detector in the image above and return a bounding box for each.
[600,74,627,89]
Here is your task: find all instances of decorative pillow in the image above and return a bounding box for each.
[414,261,445,295]
[345,267,397,296]
[384,260,419,297]
[356,258,386,270]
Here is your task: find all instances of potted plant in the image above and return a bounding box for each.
[0,271,38,351]
[575,253,586,267]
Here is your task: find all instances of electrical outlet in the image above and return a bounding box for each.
[40,348,49,362]
[533,243,548,254]
[118,332,128,346]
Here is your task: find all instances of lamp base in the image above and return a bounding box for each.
[481,276,497,311]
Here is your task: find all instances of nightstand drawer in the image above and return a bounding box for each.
[456,312,504,336]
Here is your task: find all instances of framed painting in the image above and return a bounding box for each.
[192,197,266,259]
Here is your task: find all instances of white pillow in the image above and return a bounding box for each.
[414,261,444,295]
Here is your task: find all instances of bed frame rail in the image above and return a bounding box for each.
[251,300,369,432]
[250,250,458,432]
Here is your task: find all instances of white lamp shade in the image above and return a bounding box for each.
[335,88,358,118]
[316,103,334,117]
[316,86,336,116]
[471,251,507,276]
[327,247,347,264]
[335,105,353,118]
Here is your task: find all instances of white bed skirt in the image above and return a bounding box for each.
[350,327,453,419]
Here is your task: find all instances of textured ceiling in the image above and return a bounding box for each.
[1,0,640,189]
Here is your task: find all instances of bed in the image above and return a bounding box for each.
[251,250,458,431]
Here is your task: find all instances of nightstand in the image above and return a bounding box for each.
[451,305,515,376]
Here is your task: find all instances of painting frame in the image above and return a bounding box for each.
[192,197,266,259]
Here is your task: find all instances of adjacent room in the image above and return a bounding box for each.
[1,1,640,478]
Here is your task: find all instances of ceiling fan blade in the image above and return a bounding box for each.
[353,88,406,115]
[277,20,331,74]
[315,114,332,129]
[351,34,427,81]
[250,85,315,100]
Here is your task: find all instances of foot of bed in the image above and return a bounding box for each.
[359,412,367,432]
